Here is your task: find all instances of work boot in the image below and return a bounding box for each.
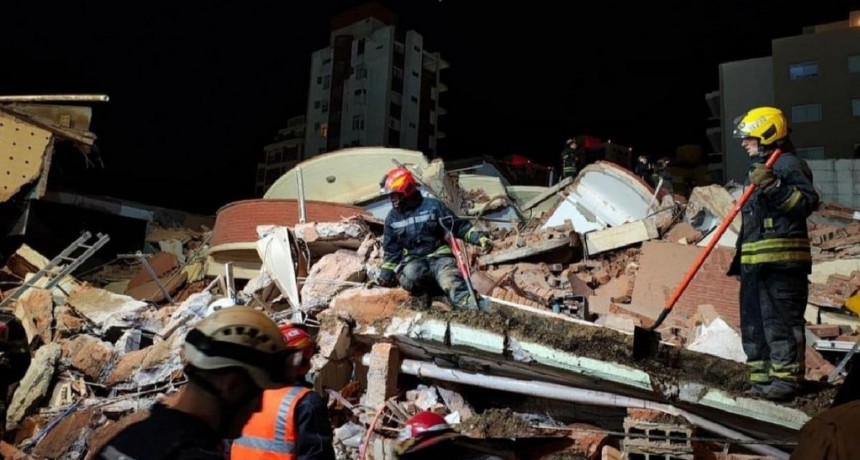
[743,379,800,401]
[760,379,801,401]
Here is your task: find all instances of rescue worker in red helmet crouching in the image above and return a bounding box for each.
[232,324,335,460]
[369,166,493,311]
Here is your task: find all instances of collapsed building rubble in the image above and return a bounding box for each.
[2,150,860,460]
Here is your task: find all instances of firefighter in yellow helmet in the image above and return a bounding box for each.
[728,107,819,401]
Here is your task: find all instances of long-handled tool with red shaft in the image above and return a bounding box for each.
[439,216,481,311]
[632,149,783,361]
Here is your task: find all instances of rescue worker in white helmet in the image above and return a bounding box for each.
[728,106,819,401]
[369,166,493,311]
[93,306,296,460]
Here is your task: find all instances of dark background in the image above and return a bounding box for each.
[4,0,859,215]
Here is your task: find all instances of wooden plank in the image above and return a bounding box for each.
[584,219,658,256]
[0,105,95,146]
[477,236,571,266]
[0,94,109,102]
[521,176,573,211]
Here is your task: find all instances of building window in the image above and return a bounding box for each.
[316,76,322,85]
[389,117,401,130]
[321,101,329,113]
[852,98,860,117]
[849,55,860,73]
[357,39,366,55]
[789,62,818,80]
[393,67,403,79]
[797,147,825,160]
[394,42,405,54]
[412,70,420,78]
[413,45,420,52]
[410,95,418,103]
[323,75,331,90]
[354,89,367,105]
[355,65,368,79]
[352,115,365,130]
[409,122,416,128]
[322,57,331,65]
[791,103,822,123]
[319,123,328,139]
[314,101,321,109]
[391,91,402,105]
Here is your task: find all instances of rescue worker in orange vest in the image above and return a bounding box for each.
[232,324,336,460]
[93,306,293,460]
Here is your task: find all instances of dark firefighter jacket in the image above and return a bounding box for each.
[381,195,482,274]
[1,310,31,385]
[728,151,819,275]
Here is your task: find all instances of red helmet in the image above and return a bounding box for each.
[395,411,461,455]
[382,167,418,198]
[280,324,315,376]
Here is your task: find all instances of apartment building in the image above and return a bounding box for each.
[709,11,860,184]
[255,115,306,196]
[304,3,448,158]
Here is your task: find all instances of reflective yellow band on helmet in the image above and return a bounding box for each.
[741,237,811,264]
[381,262,398,270]
[777,188,804,212]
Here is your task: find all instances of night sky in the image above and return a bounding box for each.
[4,0,859,215]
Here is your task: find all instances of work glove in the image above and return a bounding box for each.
[478,236,493,250]
[749,163,778,192]
[366,269,395,288]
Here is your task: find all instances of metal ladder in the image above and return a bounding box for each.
[0,231,110,308]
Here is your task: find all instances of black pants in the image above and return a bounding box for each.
[740,266,808,383]
[397,256,475,310]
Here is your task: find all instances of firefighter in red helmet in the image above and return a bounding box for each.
[370,166,493,311]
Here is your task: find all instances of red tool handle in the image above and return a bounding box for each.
[649,149,783,330]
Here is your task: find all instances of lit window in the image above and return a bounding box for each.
[789,62,818,80]
[848,55,860,73]
[791,104,822,123]
[852,98,860,117]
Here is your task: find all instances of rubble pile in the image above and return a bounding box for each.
[3,159,860,459]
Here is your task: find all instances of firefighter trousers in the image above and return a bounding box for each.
[397,256,475,310]
[740,266,808,384]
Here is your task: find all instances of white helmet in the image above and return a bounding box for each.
[183,306,290,389]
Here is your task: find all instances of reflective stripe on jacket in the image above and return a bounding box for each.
[231,386,311,460]
[729,151,819,273]
[382,195,481,272]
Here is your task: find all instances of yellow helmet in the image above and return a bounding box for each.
[183,306,291,389]
[732,107,789,146]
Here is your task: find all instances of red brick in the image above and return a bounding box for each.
[210,199,371,247]
[807,324,841,339]
[127,252,178,290]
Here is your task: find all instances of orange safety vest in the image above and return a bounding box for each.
[231,385,311,460]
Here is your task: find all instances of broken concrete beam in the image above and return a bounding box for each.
[364,343,400,409]
[300,250,365,311]
[316,320,352,361]
[62,335,114,380]
[31,408,95,460]
[584,219,658,256]
[12,287,53,345]
[478,235,572,266]
[6,342,61,430]
[6,244,81,301]
[66,286,150,330]
[330,286,410,324]
[686,184,742,234]
[294,221,369,243]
